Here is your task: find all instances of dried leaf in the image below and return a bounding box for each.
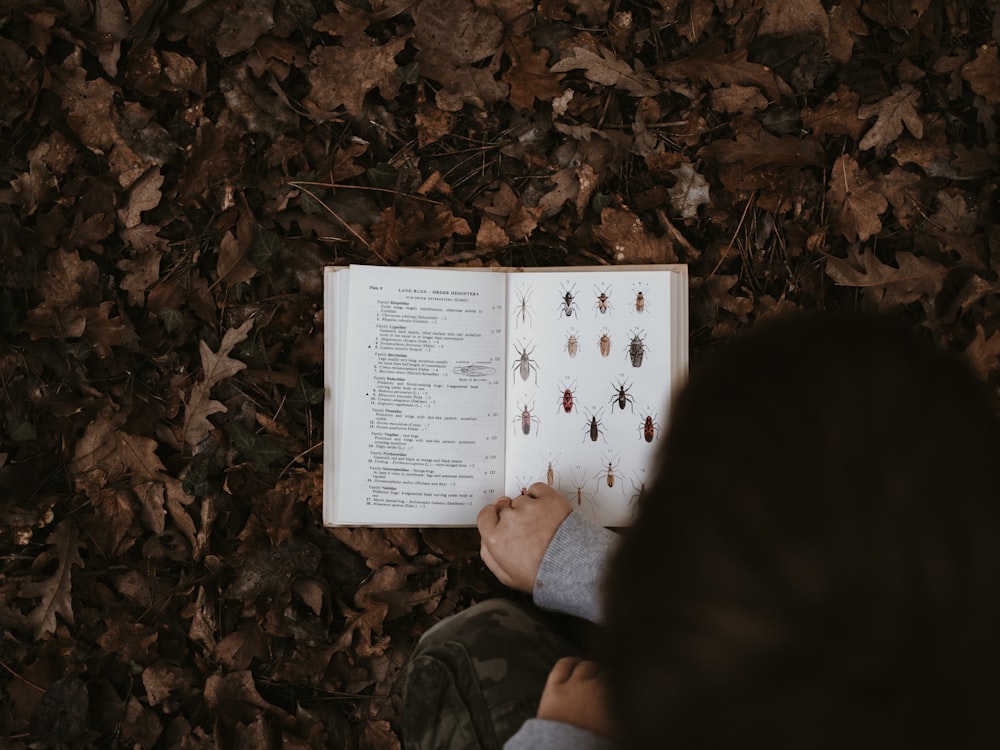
[667,163,712,219]
[825,246,948,311]
[181,319,254,448]
[858,84,923,151]
[549,46,660,96]
[306,34,406,118]
[962,44,1000,104]
[18,519,84,639]
[826,154,888,242]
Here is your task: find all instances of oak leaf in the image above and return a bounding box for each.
[181,319,254,449]
[667,163,712,219]
[70,412,167,488]
[826,155,888,242]
[656,41,794,101]
[549,46,660,96]
[825,246,947,311]
[858,84,923,151]
[593,207,677,264]
[306,33,406,118]
[503,37,565,110]
[215,0,275,58]
[18,519,84,639]
[961,44,1000,104]
[964,325,1000,379]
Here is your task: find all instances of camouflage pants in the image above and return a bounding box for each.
[400,598,586,750]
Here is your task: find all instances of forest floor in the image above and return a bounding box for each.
[1,0,999,747]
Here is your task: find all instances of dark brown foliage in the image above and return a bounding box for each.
[0,0,998,746]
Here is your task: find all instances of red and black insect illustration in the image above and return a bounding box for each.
[598,328,611,358]
[515,475,531,495]
[594,284,612,315]
[514,402,540,436]
[513,285,533,328]
[639,413,661,443]
[565,329,580,358]
[556,379,578,414]
[610,379,635,413]
[626,329,648,367]
[511,339,539,384]
[582,407,606,443]
[558,282,579,319]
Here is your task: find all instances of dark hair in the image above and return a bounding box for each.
[602,314,1000,748]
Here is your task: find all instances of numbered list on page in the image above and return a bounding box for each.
[339,267,507,524]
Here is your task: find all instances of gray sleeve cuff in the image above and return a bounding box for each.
[532,511,618,623]
[504,719,616,750]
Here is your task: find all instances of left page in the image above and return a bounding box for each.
[327,265,507,525]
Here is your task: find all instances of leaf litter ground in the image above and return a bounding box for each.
[1,0,999,747]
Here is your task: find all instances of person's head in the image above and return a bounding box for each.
[602,313,1000,748]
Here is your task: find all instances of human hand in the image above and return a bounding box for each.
[537,657,612,739]
[476,482,571,592]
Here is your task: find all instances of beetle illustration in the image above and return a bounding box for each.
[639,413,661,443]
[626,329,648,367]
[633,283,648,313]
[557,379,578,414]
[513,285,533,328]
[594,284,612,315]
[565,329,580,358]
[511,340,539,384]
[598,329,611,358]
[582,407,606,443]
[558,282,579,318]
[610,379,635,413]
[514,402,540,436]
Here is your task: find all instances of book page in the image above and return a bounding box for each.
[504,270,676,526]
[334,266,507,525]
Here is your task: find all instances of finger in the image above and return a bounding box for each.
[546,656,582,685]
[496,496,513,512]
[572,659,603,679]
[477,503,499,534]
[526,482,550,498]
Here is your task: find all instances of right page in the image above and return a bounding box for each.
[504,268,684,527]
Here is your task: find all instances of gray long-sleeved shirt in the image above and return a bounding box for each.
[503,511,619,750]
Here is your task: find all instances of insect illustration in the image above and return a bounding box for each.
[541,452,561,486]
[556,379,578,414]
[567,469,598,520]
[452,363,497,378]
[595,454,621,490]
[512,285,533,328]
[565,329,580,358]
[639,413,661,443]
[582,407,606,443]
[610,379,635,413]
[626,329,648,367]
[558,282,579,319]
[594,284,612,315]
[514,475,532,495]
[628,471,647,517]
[511,340,539,384]
[514,402,540,436]
[598,328,611,358]
[632,283,648,313]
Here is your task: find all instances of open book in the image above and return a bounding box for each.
[324,264,688,527]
